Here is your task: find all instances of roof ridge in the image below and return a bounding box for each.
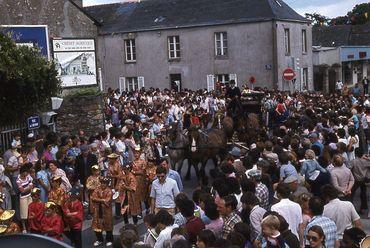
[84,1,130,9]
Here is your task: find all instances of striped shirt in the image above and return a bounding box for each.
[305,215,338,247]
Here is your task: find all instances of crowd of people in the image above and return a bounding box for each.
[0,80,370,248]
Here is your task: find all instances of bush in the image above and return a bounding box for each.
[0,32,61,125]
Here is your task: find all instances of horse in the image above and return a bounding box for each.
[165,122,189,177]
[187,126,227,185]
[212,113,234,139]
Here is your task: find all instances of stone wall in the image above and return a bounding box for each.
[56,95,105,137]
[0,0,98,39]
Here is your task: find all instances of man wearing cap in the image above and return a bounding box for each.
[284,175,310,202]
[91,177,113,247]
[63,188,83,248]
[229,147,246,174]
[248,169,269,209]
[0,210,21,234]
[27,188,44,234]
[41,202,64,241]
[86,165,101,217]
[150,166,180,215]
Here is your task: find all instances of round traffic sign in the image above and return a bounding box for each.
[283,68,296,81]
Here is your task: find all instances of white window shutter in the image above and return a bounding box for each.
[229,74,237,86]
[138,76,145,89]
[119,77,126,92]
[207,74,215,91]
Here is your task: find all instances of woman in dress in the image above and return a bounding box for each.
[36,160,50,203]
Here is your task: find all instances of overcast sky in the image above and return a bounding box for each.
[83,0,368,18]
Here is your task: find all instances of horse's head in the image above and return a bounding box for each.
[188,126,201,152]
[166,122,179,142]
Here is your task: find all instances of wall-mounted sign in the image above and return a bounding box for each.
[52,39,95,52]
[0,25,50,59]
[52,38,97,88]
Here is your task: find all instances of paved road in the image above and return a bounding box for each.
[65,161,370,247]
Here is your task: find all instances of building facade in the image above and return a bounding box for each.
[87,0,313,92]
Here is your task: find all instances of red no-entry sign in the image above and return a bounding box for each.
[283,68,296,81]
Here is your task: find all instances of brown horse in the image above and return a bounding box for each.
[235,113,261,145]
[213,113,234,139]
[187,126,227,185]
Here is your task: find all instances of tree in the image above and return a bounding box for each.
[305,13,330,26]
[347,3,370,25]
[0,32,62,125]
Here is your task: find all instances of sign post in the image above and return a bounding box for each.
[283,68,296,81]
[27,116,40,131]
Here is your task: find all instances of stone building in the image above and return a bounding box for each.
[313,23,370,92]
[0,0,98,40]
[86,0,313,92]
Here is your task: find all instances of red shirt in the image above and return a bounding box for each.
[191,116,200,126]
[63,200,83,230]
[185,216,205,244]
[28,201,45,232]
[41,214,64,240]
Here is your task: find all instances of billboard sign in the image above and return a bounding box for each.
[0,25,50,59]
[52,38,97,88]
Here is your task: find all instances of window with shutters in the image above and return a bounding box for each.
[216,74,230,84]
[215,32,228,57]
[302,30,307,54]
[284,28,290,55]
[168,36,180,59]
[126,77,138,91]
[124,39,136,62]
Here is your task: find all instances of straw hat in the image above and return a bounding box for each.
[0,225,7,234]
[91,165,99,171]
[31,188,41,195]
[134,145,141,152]
[0,210,15,221]
[107,153,119,159]
[45,202,57,209]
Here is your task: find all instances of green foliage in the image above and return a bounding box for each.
[0,32,62,125]
[64,86,101,99]
[305,13,330,27]
[307,3,370,27]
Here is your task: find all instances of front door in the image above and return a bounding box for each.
[170,74,182,92]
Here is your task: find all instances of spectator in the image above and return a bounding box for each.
[217,195,242,239]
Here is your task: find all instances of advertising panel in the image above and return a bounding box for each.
[52,38,97,88]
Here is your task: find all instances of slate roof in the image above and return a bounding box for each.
[85,0,307,34]
[313,22,370,47]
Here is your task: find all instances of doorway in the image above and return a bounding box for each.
[170,74,182,92]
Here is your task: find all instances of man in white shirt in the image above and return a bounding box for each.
[321,184,362,240]
[271,183,303,240]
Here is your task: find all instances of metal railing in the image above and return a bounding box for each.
[0,123,28,154]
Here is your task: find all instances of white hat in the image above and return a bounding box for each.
[27,133,34,139]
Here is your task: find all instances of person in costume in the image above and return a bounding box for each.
[48,176,67,208]
[63,188,83,248]
[132,146,147,215]
[0,210,21,234]
[41,202,64,240]
[91,177,113,247]
[27,188,44,234]
[116,162,139,225]
[107,153,121,219]
[85,165,101,218]
[145,158,157,214]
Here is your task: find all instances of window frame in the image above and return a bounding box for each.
[302,29,307,54]
[125,77,139,92]
[167,36,181,60]
[124,39,136,62]
[284,28,291,56]
[215,32,228,57]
